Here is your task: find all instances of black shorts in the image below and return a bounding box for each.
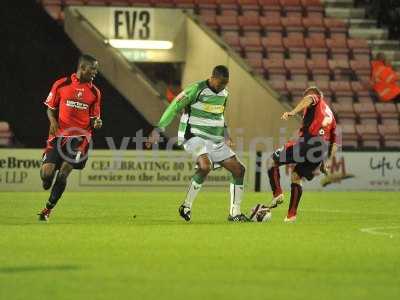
[42,136,90,170]
[272,139,328,181]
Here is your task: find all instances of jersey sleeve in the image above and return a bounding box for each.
[157,82,199,130]
[44,78,67,110]
[90,87,101,119]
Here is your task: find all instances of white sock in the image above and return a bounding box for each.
[183,180,202,209]
[230,183,244,216]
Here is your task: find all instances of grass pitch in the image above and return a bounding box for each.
[0,191,399,300]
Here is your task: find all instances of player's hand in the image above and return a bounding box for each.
[320,160,331,175]
[225,137,235,147]
[49,121,59,136]
[93,118,103,129]
[281,111,295,120]
[145,128,161,148]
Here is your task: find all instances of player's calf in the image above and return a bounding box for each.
[40,164,56,190]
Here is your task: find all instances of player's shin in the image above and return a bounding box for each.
[288,183,303,218]
[46,173,68,209]
[183,173,204,209]
[230,177,244,216]
[267,165,282,197]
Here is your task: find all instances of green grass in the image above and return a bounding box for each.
[0,191,399,300]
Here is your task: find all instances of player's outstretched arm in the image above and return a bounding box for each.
[146,92,193,147]
[47,108,59,136]
[281,96,313,120]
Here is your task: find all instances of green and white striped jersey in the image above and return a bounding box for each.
[157,80,228,145]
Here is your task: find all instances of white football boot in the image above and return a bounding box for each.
[268,193,284,209]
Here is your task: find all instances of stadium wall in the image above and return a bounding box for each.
[1,149,399,192]
[0,149,256,192]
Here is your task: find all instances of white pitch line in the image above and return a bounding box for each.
[359,226,400,238]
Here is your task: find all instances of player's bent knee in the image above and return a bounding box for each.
[237,164,246,178]
[198,162,212,175]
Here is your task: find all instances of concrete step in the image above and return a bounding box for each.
[348,18,377,28]
[325,7,365,19]
[321,0,354,8]
[368,39,400,51]
[349,27,388,40]
[372,49,400,61]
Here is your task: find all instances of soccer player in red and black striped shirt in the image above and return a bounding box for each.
[38,54,102,221]
[252,86,337,222]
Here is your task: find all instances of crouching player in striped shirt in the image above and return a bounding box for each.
[147,65,249,222]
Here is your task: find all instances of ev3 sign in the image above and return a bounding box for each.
[112,8,154,40]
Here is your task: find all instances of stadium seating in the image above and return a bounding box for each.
[40,0,400,150]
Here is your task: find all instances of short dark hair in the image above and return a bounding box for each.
[212,65,229,79]
[78,54,97,67]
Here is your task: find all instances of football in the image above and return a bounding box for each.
[250,204,272,222]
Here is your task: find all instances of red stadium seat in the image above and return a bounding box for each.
[218,0,238,9]
[350,59,371,81]
[329,59,352,81]
[339,123,359,148]
[152,0,175,7]
[351,81,370,98]
[216,15,239,33]
[262,36,285,59]
[301,0,324,16]
[302,16,325,34]
[330,81,353,104]
[286,80,308,100]
[282,16,305,35]
[305,36,328,60]
[324,18,347,39]
[268,80,288,98]
[347,38,370,60]
[307,58,330,81]
[332,103,356,119]
[378,124,400,148]
[259,0,281,15]
[222,32,242,51]
[175,0,196,8]
[327,38,350,60]
[354,102,378,120]
[285,58,308,81]
[246,57,264,74]
[239,15,261,36]
[196,0,218,15]
[356,124,381,148]
[280,0,303,17]
[238,0,260,12]
[263,58,287,80]
[375,102,399,119]
[240,36,263,52]
[283,34,307,59]
[200,14,218,30]
[259,16,283,36]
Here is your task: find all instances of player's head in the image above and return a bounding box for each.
[77,54,99,83]
[376,52,386,64]
[304,86,323,98]
[209,65,229,92]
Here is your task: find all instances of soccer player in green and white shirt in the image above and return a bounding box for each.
[147,65,248,222]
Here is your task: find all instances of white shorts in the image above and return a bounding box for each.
[183,136,236,168]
